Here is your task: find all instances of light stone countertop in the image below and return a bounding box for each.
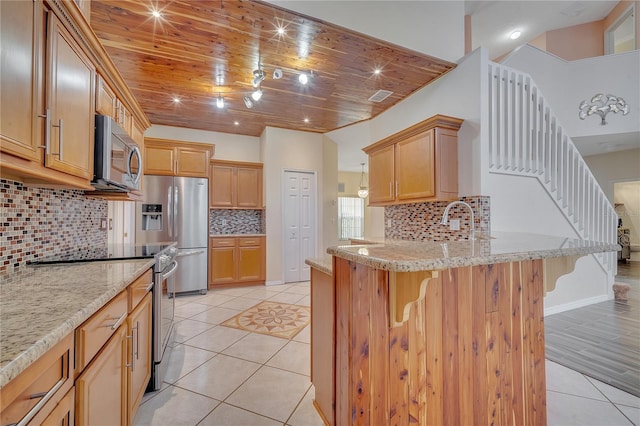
[0,258,154,387]
[326,231,619,273]
[305,256,332,276]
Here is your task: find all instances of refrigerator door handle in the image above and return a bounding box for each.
[176,249,206,257]
[167,186,173,239]
[173,186,179,241]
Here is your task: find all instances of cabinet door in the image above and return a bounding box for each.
[96,75,117,118]
[236,167,262,208]
[144,144,175,175]
[237,246,263,282]
[46,12,95,180]
[75,325,127,426]
[368,144,395,205]
[210,246,236,285]
[0,0,44,162]
[117,100,133,136]
[210,164,235,207]
[395,129,435,201]
[311,268,335,425]
[128,293,152,422]
[176,147,209,177]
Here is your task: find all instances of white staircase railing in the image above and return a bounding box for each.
[488,62,617,277]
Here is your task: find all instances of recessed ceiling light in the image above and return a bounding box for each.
[277,27,286,36]
[151,10,162,18]
[304,118,309,123]
[234,121,239,126]
[374,68,381,75]
[510,30,522,40]
[172,97,180,104]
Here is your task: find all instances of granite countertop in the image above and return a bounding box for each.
[326,231,620,273]
[305,256,332,275]
[0,258,154,387]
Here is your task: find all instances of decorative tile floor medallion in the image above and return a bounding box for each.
[222,301,310,339]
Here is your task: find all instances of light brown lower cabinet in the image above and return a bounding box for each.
[75,270,153,425]
[75,324,128,426]
[209,236,265,287]
[128,293,152,421]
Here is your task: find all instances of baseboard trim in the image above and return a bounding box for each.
[265,280,284,286]
[544,294,611,316]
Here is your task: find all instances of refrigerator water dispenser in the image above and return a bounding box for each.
[141,204,163,231]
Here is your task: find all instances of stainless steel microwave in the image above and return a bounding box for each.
[92,114,142,192]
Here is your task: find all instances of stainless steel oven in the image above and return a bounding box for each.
[150,245,178,391]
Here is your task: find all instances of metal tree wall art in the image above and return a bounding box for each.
[578,93,630,125]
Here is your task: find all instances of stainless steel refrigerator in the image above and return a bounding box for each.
[136,175,208,294]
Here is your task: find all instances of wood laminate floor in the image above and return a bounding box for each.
[545,260,640,397]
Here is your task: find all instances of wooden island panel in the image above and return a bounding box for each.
[333,257,547,425]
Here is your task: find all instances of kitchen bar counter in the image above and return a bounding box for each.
[0,259,154,387]
[310,232,618,425]
[210,233,266,237]
[328,231,619,272]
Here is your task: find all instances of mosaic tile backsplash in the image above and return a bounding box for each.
[210,209,265,235]
[385,196,490,241]
[0,179,108,271]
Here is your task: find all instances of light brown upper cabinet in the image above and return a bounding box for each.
[363,114,463,206]
[210,160,263,209]
[144,138,214,177]
[0,1,95,189]
[0,0,149,190]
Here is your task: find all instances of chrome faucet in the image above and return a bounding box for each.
[440,201,476,241]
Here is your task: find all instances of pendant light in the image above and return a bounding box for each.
[357,163,369,199]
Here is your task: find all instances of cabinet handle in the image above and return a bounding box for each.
[126,333,134,372]
[51,118,63,158]
[28,392,48,399]
[37,109,51,154]
[144,282,154,292]
[105,312,127,330]
[135,320,140,360]
[15,378,65,426]
[395,181,399,197]
[389,181,393,197]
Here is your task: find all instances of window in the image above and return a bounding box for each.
[338,197,364,240]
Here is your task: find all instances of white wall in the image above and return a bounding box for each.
[260,127,327,284]
[584,148,640,202]
[615,181,640,248]
[502,45,640,141]
[145,125,261,162]
[265,1,465,63]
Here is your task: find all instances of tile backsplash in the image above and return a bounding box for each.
[385,196,490,241]
[0,179,107,271]
[209,209,265,235]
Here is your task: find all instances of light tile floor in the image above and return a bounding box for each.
[134,281,640,426]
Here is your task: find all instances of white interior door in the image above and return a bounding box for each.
[284,170,316,283]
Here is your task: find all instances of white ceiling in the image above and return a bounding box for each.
[266,1,628,170]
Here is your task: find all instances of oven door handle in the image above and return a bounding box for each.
[160,260,179,281]
[176,249,205,257]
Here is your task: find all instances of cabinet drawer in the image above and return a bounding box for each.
[128,269,153,312]
[238,237,262,247]
[75,291,127,372]
[0,334,73,426]
[210,238,236,248]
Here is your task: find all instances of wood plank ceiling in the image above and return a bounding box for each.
[90,0,456,137]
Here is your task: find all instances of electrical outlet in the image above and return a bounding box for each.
[386,219,392,227]
[221,219,227,226]
[99,218,108,230]
[449,219,460,231]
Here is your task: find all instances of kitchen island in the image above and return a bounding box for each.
[307,232,618,425]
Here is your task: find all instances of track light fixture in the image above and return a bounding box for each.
[273,68,283,79]
[298,73,309,85]
[243,96,254,109]
[252,69,265,88]
[251,89,263,101]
